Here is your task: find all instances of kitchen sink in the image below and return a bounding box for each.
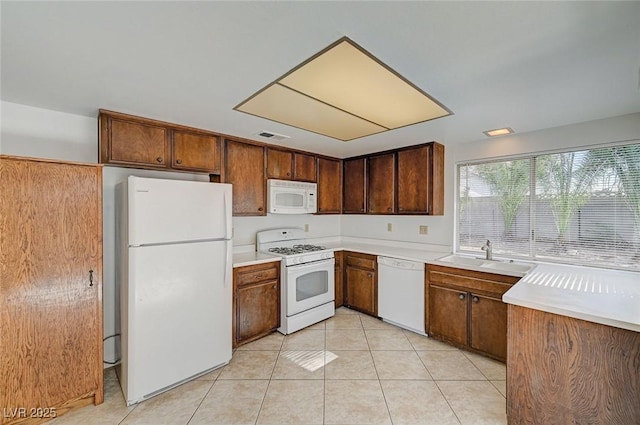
[434,254,535,276]
[435,254,485,267]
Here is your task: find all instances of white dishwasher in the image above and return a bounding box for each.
[377,256,426,335]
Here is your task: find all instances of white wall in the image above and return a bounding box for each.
[233,215,340,246]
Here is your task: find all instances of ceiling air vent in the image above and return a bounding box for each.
[255,130,290,141]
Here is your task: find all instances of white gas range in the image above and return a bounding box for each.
[257,228,335,334]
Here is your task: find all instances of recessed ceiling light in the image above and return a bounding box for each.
[234,36,452,141]
[483,127,514,137]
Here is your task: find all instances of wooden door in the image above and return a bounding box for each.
[428,285,467,346]
[334,251,344,308]
[172,130,221,173]
[470,293,507,361]
[397,145,430,214]
[104,116,169,168]
[317,158,342,214]
[0,157,103,420]
[368,153,395,214]
[293,153,316,182]
[345,266,376,316]
[343,158,366,213]
[267,149,293,179]
[236,280,279,342]
[225,140,266,216]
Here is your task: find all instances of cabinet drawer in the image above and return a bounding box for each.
[428,268,516,297]
[346,255,375,270]
[236,265,279,286]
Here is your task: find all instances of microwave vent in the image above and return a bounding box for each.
[256,130,290,141]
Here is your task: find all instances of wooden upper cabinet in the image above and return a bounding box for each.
[266,148,293,179]
[293,152,317,182]
[98,110,222,174]
[101,115,170,168]
[317,157,342,214]
[367,153,395,214]
[224,139,266,216]
[172,130,221,173]
[343,158,366,214]
[397,142,444,215]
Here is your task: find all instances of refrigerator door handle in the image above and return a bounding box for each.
[224,240,232,288]
[223,190,232,240]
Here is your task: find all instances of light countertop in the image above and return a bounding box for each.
[232,236,639,332]
[503,262,640,332]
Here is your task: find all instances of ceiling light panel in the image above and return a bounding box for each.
[235,37,452,141]
[483,127,514,137]
[279,40,450,130]
[237,84,387,141]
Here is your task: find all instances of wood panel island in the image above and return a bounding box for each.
[502,263,640,424]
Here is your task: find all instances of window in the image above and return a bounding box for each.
[457,142,640,271]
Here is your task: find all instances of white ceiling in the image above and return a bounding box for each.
[2,1,639,158]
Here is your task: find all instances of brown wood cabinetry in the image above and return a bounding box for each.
[293,152,316,182]
[172,130,221,173]
[341,141,445,216]
[507,305,640,424]
[334,251,344,308]
[233,262,280,347]
[344,252,377,316]
[367,153,395,214]
[397,143,444,215]
[99,110,221,174]
[266,148,293,179]
[0,155,103,424]
[224,139,266,216]
[426,265,518,362]
[343,158,367,213]
[317,157,342,214]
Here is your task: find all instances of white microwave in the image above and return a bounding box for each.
[267,179,317,214]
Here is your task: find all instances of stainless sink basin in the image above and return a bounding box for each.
[434,254,535,276]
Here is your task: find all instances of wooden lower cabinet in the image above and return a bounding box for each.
[426,265,518,362]
[334,251,344,308]
[0,156,103,425]
[344,252,377,316]
[233,262,280,347]
[428,285,468,346]
[507,305,640,424]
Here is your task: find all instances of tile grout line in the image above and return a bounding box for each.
[252,334,285,425]
[185,379,216,425]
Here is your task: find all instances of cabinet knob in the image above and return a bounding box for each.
[367,273,373,278]
[472,296,479,303]
[459,293,466,300]
[319,207,323,212]
[89,269,94,287]
[258,207,264,212]
[156,157,163,163]
[399,207,403,211]
[286,172,290,176]
[360,208,364,212]
[176,159,182,165]
[387,207,392,212]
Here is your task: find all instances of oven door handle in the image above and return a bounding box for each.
[287,257,334,270]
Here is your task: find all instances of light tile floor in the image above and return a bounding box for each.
[47,307,507,425]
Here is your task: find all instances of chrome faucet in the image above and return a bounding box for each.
[481,239,493,260]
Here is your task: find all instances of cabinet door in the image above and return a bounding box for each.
[105,117,170,168]
[428,285,467,346]
[225,140,266,216]
[343,158,366,213]
[172,130,221,173]
[345,266,376,316]
[0,158,103,413]
[368,153,395,214]
[397,145,430,214]
[470,293,507,361]
[236,280,279,343]
[293,153,317,182]
[317,158,342,214]
[334,251,344,308]
[267,149,293,180]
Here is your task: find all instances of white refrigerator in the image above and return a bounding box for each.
[116,176,232,405]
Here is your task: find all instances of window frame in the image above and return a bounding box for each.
[454,138,640,272]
